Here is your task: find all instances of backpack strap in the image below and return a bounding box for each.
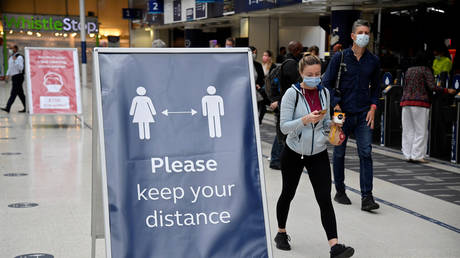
[334,51,345,91]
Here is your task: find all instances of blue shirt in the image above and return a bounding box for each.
[322,48,381,114]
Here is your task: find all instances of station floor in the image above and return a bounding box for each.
[0,81,459,258]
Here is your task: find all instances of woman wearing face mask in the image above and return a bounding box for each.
[274,55,354,258]
[262,50,276,77]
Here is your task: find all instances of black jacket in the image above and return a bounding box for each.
[270,53,302,103]
[253,61,265,87]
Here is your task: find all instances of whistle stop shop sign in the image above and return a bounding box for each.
[95,48,272,258]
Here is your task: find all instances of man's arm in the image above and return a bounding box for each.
[254,62,265,87]
[369,57,381,106]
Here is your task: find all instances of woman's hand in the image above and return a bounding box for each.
[302,110,324,125]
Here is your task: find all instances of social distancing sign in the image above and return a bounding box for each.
[94,48,272,258]
[25,47,82,114]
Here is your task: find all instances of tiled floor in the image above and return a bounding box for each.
[1,81,459,258]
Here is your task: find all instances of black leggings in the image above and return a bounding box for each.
[276,146,338,240]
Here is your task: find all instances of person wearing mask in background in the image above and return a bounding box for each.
[322,19,381,212]
[225,37,234,48]
[270,41,304,147]
[1,45,26,113]
[401,52,456,163]
[250,46,269,124]
[432,46,452,77]
[276,46,287,63]
[274,55,354,258]
[262,50,276,77]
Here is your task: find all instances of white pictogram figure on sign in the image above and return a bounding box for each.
[202,86,224,138]
[129,87,157,140]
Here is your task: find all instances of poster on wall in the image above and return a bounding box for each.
[223,0,235,15]
[25,47,82,115]
[186,8,194,21]
[173,0,182,21]
[195,2,207,19]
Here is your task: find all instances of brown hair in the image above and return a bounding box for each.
[298,55,321,73]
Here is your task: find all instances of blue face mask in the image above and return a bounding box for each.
[303,76,321,87]
[355,34,369,48]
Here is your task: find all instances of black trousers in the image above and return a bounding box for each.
[6,74,26,111]
[276,146,338,240]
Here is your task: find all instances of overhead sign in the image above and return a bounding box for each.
[2,13,98,34]
[234,0,275,13]
[277,0,301,7]
[148,0,164,14]
[122,8,144,19]
[25,47,82,114]
[196,0,222,3]
[94,48,272,258]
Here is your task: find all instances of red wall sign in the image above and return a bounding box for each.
[25,48,82,114]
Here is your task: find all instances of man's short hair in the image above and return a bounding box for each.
[13,45,19,51]
[352,19,370,33]
[226,37,234,44]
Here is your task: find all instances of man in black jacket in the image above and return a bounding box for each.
[268,41,303,169]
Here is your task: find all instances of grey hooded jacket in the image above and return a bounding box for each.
[280,83,332,156]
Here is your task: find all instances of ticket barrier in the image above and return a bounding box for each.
[381,84,403,148]
[429,79,457,161]
[450,93,460,163]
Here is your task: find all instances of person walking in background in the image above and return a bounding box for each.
[322,19,381,212]
[274,55,354,258]
[276,46,287,63]
[262,49,283,170]
[250,46,270,124]
[1,45,26,113]
[401,52,456,163]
